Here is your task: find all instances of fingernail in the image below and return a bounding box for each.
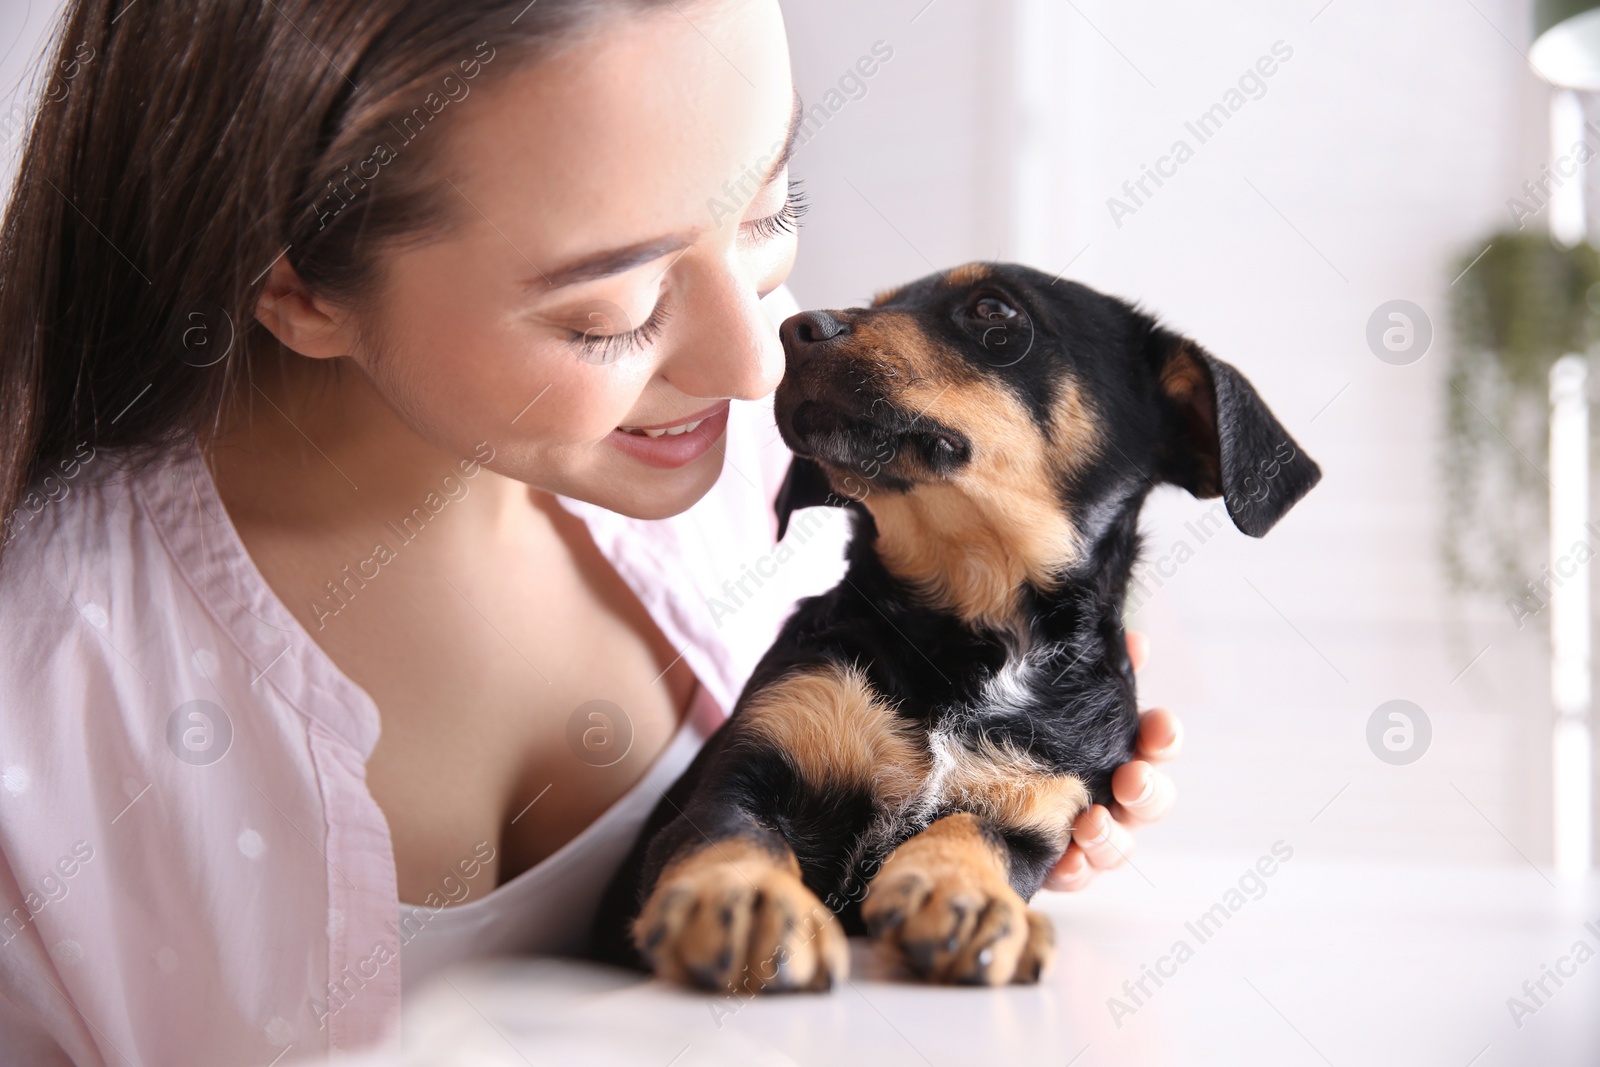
[1132,772,1155,806]
[1086,817,1111,844]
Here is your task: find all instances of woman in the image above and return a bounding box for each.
[0,0,1181,1062]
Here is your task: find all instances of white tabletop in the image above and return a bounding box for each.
[325,851,1600,1066]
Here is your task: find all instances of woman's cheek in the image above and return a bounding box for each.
[378,266,655,448]
[459,320,626,441]
[518,364,652,446]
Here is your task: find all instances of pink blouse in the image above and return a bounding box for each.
[0,289,852,1066]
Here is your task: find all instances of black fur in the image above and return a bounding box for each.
[592,264,1320,970]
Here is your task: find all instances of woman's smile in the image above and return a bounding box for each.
[607,399,731,468]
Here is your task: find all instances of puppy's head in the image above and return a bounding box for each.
[774,262,1320,628]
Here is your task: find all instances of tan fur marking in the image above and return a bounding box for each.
[655,835,798,884]
[1159,341,1209,405]
[861,812,1054,984]
[822,312,1100,631]
[847,309,980,386]
[636,835,849,992]
[943,262,990,287]
[870,374,1083,631]
[940,736,1089,852]
[1047,379,1102,476]
[741,665,1087,850]
[871,285,906,307]
[886,810,1006,867]
[740,663,929,807]
[1160,342,1220,490]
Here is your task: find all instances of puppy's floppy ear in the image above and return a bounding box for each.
[1149,327,1322,537]
[774,455,852,541]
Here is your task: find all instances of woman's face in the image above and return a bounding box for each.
[284,0,798,518]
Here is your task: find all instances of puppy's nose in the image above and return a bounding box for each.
[781,310,848,361]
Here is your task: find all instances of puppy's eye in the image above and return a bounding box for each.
[924,432,970,471]
[969,296,1018,321]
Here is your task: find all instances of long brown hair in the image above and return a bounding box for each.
[0,0,675,566]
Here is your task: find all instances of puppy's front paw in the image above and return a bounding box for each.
[862,814,1054,985]
[633,839,848,994]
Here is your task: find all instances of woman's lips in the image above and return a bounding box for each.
[605,401,730,470]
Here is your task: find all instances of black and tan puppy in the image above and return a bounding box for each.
[593,262,1321,991]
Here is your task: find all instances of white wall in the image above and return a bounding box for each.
[780,0,1565,867]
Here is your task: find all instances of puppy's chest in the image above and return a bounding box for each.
[856,648,1094,858]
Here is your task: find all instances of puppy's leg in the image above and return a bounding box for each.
[632,661,923,993]
[861,812,1054,985]
[633,824,848,994]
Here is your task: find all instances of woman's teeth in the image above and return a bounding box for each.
[620,418,704,439]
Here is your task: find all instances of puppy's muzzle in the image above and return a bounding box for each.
[776,308,882,464]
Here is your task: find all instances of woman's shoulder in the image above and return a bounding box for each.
[0,441,385,1061]
[2,442,137,564]
[0,447,194,750]
[0,438,373,747]
[0,442,283,744]
[1,444,160,654]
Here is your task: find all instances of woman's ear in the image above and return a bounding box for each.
[253,257,356,361]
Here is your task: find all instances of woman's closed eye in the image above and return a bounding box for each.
[741,180,808,242]
[570,295,673,366]
[563,181,806,364]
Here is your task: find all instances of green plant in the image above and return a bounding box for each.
[1443,232,1600,600]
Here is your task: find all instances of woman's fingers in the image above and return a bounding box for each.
[1043,841,1095,891]
[1043,800,1150,890]
[1042,759,1176,890]
[1109,760,1176,827]
[1042,644,1180,892]
[1135,707,1182,763]
[1074,803,1136,868]
[1126,630,1150,674]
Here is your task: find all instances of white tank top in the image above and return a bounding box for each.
[398,684,724,994]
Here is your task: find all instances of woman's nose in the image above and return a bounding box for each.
[659,279,785,402]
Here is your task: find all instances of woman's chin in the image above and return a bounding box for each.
[585,447,728,520]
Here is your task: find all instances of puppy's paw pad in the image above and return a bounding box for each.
[633,850,846,994]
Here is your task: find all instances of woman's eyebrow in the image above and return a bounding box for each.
[535,89,805,293]
[538,234,695,291]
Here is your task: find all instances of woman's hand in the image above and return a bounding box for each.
[1042,631,1181,891]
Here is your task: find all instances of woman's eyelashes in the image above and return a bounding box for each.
[565,182,806,363]
[742,180,808,242]
[571,297,672,365]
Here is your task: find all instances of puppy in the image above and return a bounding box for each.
[593,262,1321,991]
